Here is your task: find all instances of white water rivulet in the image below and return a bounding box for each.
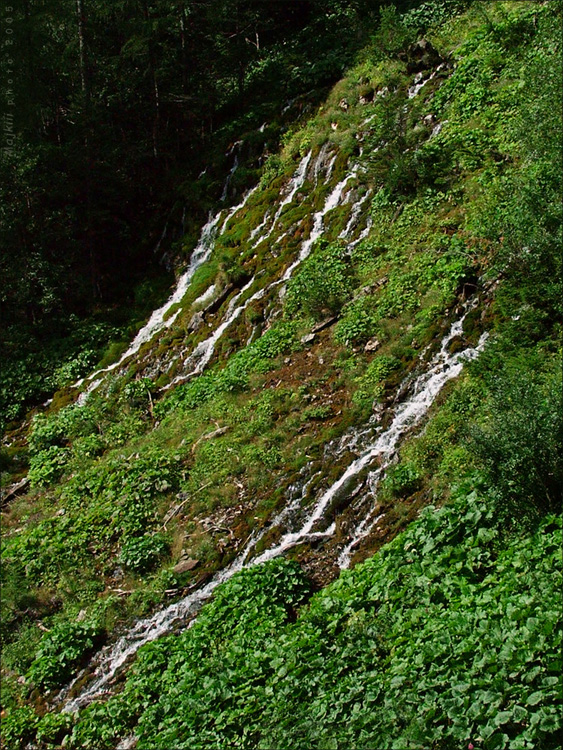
[73,150,319,401]
[62,304,488,713]
[166,150,354,386]
[73,210,224,402]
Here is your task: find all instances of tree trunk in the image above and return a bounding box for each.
[142,0,160,158]
[76,0,99,299]
[76,0,88,98]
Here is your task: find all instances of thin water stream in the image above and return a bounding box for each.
[166,153,355,386]
[73,210,224,401]
[74,147,356,400]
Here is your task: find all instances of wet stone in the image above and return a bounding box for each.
[188,311,205,332]
[312,315,338,333]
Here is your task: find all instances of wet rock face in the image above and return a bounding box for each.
[188,311,205,332]
[400,39,443,74]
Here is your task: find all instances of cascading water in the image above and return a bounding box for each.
[61,303,488,713]
[280,167,356,283]
[221,143,240,202]
[166,277,259,388]
[74,173,264,402]
[407,63,445,99]
[339,189,372,241]
[164,151,354,386]
[247,311,488,571]
[252,150,312,248]
[192,283,218,308]
[76,147,346,397]
[73,211,224,401]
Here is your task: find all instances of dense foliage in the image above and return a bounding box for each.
[21,488,561,750]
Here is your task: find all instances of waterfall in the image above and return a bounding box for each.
[73,211,223,400]
[280,167,356,282]
[253,150,312,248]
[220,154,238,202]
[252,318,488,567]
[192,283,217,308]
[339,189,372,240]
[164,154,354,386]
[407,63,445,99]
[74,177,263,403]
[60,305,488,712]
[74,148,341,400]
[169,276,258,386]
[219,184,260,236]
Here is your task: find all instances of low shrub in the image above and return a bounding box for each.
[119,534,170,574]
[285,240,355,321]
[27,620,104,691]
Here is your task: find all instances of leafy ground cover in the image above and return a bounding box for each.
[8,482,559,750]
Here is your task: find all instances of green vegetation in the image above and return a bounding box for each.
[13,486,560,750]
[27,621,105,692]
[286,240,354,320]
[1,2,561,749]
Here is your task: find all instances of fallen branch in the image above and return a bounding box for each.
[191,426,229,454]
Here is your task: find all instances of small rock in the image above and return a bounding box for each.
[331,122,338,130]
[400,38,443,74]
[173,558,199,575]
[312,315,338,333]
[339,98,349,111]
[76,609,87,622]
[112,566,125,581]
[1,476,30,506]
[301,333,316,345]
[364,338,380,353]
[188,311,204,332]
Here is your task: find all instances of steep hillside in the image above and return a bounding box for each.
[1,2,561,749]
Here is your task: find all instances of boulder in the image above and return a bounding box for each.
[173,558,199,575]
[301,333,316,345]
[400,39,443,74]
[188,311,204,332]
[364,338,380,353]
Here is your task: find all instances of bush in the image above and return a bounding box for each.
[28,445,70,487]
[334,295,380,347]
[0,706,39,750]
[384,461,422,498]
[119,534,170,573]
[160,321,299,415]
[285,240,354,320]
[27,621,104,691]
[469,360,562,516]
[352,354,399,408]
